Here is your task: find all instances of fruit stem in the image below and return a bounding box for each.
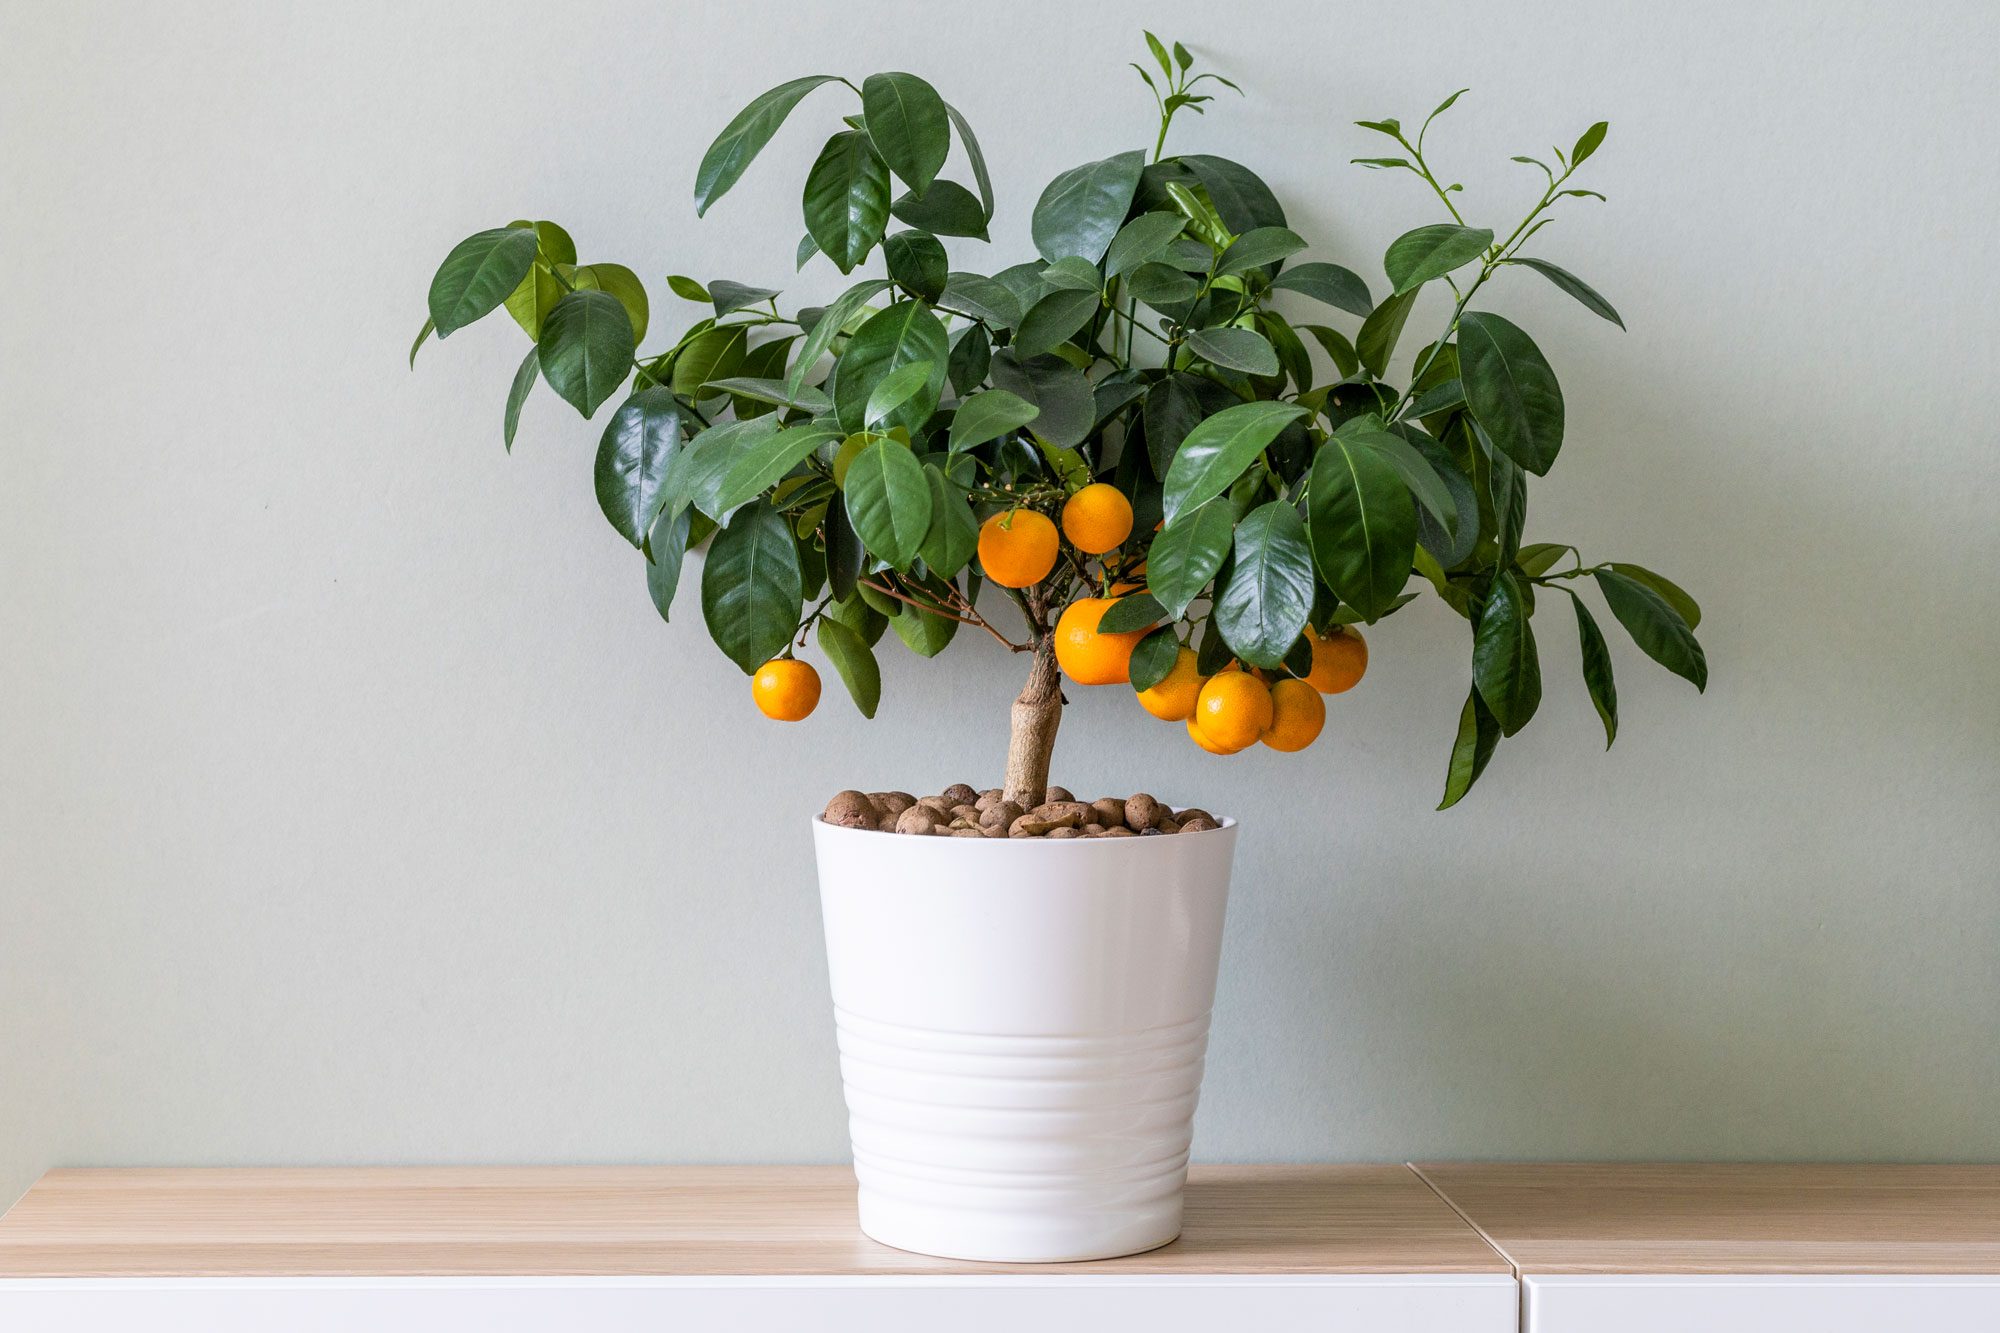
[1003,628,1063,808]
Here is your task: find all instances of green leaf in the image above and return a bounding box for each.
[1505,257,1624,329]
[1032,150,1146,264]
[708,279,779,318]
[538,289,635,417]
[1039,257,1103,292]
[833,300,948,435]
[1384,223,1494,294]
[938,271,1022,328]
[704,376,832,415]
[1475,420,1527,563]
[667,275,710,302]
[1099,593,1164,634]
[1571,120,1609,167]
[890,181,990,240]
[1185,326,1279,376]
[709,422,844,521]
[1129,626,1181,693]
[945,102,994,219]
[786,277,892,397]
[593,388,686,546]
[1356,286,1419,377]
[695,75,842,216]
[1105,212,1188,277]
[1216,226,1307,276]
[890,594,959,656]
[918,466,980,576]
[1147,499,1235,618]
[1402,428,1478,569]
[1516,541,1574,578]
[1306,431,1417,620]
[1408,377,1466,417]
[700,502,803,673]
[1268,262,1374,318]
[1161,401,1307,525]
[428,227,541,336]
[1126,262,1200,308]
[567,262,650,344]
[1180,155,1287,235]
[1604,562,1701,629]
[1341,425,1456,535]
[666,415,782,522]
[844,438,933,568]
[1142,374,1203,479]
[862,72,951,196]
[1565,589,1619,747]
[817,616,882,718]
[503,263,564,340]
[1437,688,1502,810]
[948,388,1039,451]
[408,315,435,368]
[1473,570,1541,735]
[1593,568,1708,690]
[826,498,862,604]
[1015,287,1101,358]
[669,324,750,400]
[1215,501,1315,668]
[501,345,539,452]
[1458,311,1565,474]
[864,359,935,429]
[803,130,892,274]
[985,349,1096,449]
[884,230,948,301]
[947,323,991,395]
[1300,324,1360,378]
[644,504,691,622]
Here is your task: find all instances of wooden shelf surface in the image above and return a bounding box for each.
[0,1164,1507,1279]
[1416,1162,2000,1275]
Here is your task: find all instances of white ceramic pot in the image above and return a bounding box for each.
[811,815,1238,1263]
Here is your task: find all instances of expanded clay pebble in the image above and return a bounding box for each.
[824,788,1225,839]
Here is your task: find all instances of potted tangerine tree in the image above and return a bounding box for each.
[415,35,1706,1261]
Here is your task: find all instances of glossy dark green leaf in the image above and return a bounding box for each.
[942,100,994,216]
[1105,212,1188,277]
[1403,428,1478,568]
[862,72,950,196]
[1099,593,1164,634]
[918,466,980,576]
[1408,377,1466,417]
[593,388,686,546]
[644,504,691,622]
[1473,570,1541,735]
[667,416,781,523]
[883,230,948,301]
[863,360,935,429]
[428,227,541,336]
[1604,562,1701,629]
[1161,401,1306,525]
[709,422,844,520]
[803,131,892,274]
[844,438,933,568]
[1470,418,1527,563]
[1194,616,1234,675]
[890,180,990,240]
[538,289,635,417]
[1179,154,1287,233]
[938,271,1021,328]
[1148,499,1235,618]
[700,502,803,673]
[817,615,882,718]
[1129,626,1182,693]
[1185,327,1279,376]
[832,300,948,435]
[1593,569,1708,690]
[1506,257,1623,329]
[1565,589,1619,747]
[1216,226,1307,276]
[786,278,892,396]
[1038,257,1101,292]
[1384,223,1494,295]
[947,388,1039,452]
[704,376,831,415]
[1459,311,1564,474]
[1032,150,1145,264]
[1356,285,1419,377]
[947,323,990,395]
[1142,375,1201,480]
[1215,501,1315,668]
[1269,262,1374,318]
[696,75,842,216]
[1438,688,1502,810]
[1015,287,1101,358]
[501,346,539,452]
[567,262,649,344]
[826,497,862,603]
[1341,426,1455,535]
[1262,314,1313,392]
[1306,431,1417,621]
[1300,324,1360,378]
[1126,262,1200,308]
[669,324,749,400]
[985,350,1095,449]
[708,279,779,318]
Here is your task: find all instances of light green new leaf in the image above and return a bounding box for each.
[862,72,951,197]
[568,262,650,345]
[1384,223,1493,294]
[700,502,803,673]
[1473,570,1541,735]
[947,388,1039,452]
[816,616,882,718]
[696,75,842,216]
[428,226,541,336]
[538,289,635,417]
[1160,401,1307,525]
[844,438,933,568]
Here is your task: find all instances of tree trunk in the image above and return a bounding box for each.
[1002,633,1062,808]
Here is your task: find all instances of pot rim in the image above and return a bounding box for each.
[811,811,1237,843]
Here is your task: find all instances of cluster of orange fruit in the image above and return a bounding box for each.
[751,484,1367,740]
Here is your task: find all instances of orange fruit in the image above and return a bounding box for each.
[1192,671,1273,751]
[1261,679,1326,751]
[1187,713,1245,754]
[1136,647,1204,721]
[1304,625,1368,694]
[752,658,820,721]
[1060,483,1134,554]
[1053,597,1145,685]
[978,508,1059,588]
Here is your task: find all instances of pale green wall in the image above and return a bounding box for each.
[4,0,1996,1210]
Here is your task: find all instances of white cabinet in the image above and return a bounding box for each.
[1524,1274,2000,1332]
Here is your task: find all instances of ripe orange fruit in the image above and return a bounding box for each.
[978,508,1059,588]
[1192,671,1273,751]
[1261,678,1326,751]
[1061,483,1134,554]
[1136,647,1204,721]
[1304,625,1368,693]
[1053,597,1145,686]
[752,658,820,721]
[1187,713,1245,754]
